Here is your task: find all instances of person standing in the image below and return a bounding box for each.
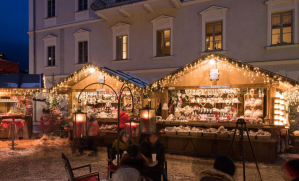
[87,115,99,156]
[117,107,129,130]
[140,133,167,181]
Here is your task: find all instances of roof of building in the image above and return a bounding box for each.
[0,74,44,88]
[50,63,149,92]
[91,0,184,11]
[147,53,299,91]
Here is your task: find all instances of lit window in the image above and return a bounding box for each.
[271,11,293,45]
[116,35,128,60]
[78,0,88,11]
[156,30,171,56]
[205,21,222,51]
[78,41,88,63]
[47,0,55,18]
[47,46,55,66]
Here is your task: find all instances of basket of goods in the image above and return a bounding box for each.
[176,125,190,136]
[190,127,203,137]
[229,129,240,137]
[216,126,229,138]
[164,127,177,135]
[203,128,217,137]
[166,114,174,121]
[243,130,256,140]
[256,129,271,140]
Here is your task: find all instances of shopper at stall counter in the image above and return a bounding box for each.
[140,132,167,181]
[112,129,134,159]
[283,159,299,181]
[117,106,129,130]
[198,155,235,181]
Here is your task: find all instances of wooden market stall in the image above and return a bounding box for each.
[50,64,149,145]
[0,74,45,139]
[146,53,299,162]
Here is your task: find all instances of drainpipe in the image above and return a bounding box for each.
[33,0,37,123]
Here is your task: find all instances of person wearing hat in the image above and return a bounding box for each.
[283,159,299,181]
[198,155,235,181]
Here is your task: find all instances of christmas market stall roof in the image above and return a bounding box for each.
[0,74,45,96]
[50,64,149,93]
[146,53,299,93]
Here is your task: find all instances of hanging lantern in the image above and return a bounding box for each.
[73,110,87,138]
[139,105,156,134]
[125,119,140,138]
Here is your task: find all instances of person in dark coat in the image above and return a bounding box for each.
[283,159,299,181]
[198,155,235,181]
[140,133,167,181]
[120,144,149,169]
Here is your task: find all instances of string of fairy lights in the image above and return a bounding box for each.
[145,53,299,93]
[49,64,147,96]
[43,53,299,107]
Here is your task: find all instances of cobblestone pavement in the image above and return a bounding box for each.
[0,139,296,181]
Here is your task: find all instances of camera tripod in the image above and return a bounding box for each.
[229,118,262,181]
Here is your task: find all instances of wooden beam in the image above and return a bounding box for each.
[119,8,131,17]
[96,12,109,21]
[143,3,154,13]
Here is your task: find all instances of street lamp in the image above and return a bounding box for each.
[125,119,140,138]
[139,105,156,134]
[73,110,87,138]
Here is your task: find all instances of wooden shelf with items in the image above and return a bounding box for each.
[273,92,286,125]
[244,89,264,118]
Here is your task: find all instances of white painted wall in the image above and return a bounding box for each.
[28,0,299,83]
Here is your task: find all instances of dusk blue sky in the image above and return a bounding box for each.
[0,0,29,71]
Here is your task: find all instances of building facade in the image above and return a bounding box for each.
[28,0,299,88]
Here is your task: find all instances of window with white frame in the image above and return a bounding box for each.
[47,0,55,18]
[199,6,228,52]
[43,34,57,67]
[151,15,174,57]
[116,35,128,60]
[205,21,222,51]
[78,0,88,11]
[111,23,130,61]
[47,46,55,66]
[73,29,90,64]
[266,0,298,47]
[78,41,88,63]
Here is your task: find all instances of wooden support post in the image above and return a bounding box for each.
[269,87,276,125]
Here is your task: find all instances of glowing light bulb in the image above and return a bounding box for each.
[209,58,216,65]
[89,68,95,73]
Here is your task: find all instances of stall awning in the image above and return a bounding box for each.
[0,74,45,88]
[103,67,149,87]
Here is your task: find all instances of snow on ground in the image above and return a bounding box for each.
[0,137,296,181]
